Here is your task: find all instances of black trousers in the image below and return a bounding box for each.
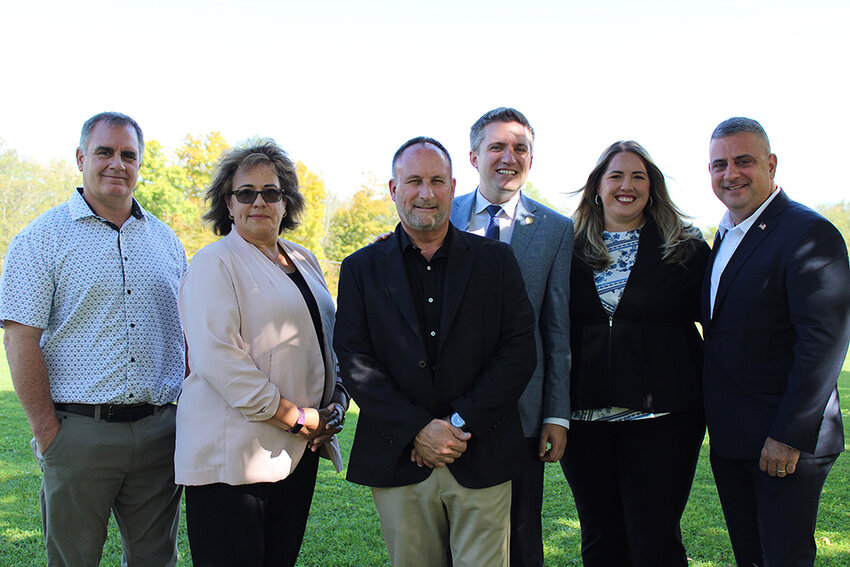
[560,411,704,567]
[510,437,545,567]
[185,447,320,567]
[710,450,837,567]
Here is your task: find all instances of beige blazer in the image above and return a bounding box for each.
[176,230,343,486]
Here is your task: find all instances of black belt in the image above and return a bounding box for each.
[54,402,159,422]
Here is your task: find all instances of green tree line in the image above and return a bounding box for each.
[0,134,398,293]
[3,134,849,285]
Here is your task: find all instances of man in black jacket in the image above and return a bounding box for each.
[703,117,850,566]
[334,137,536,567]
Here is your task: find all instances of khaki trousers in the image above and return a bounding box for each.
[372,467,511,567]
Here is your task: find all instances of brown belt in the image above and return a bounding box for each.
[54,402,159,422]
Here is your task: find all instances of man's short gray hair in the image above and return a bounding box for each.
[711,117,770,153]
[79,112,145,160]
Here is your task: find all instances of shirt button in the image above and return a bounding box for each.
[426,266,432,271]
[428,297,434,303]
[430,331,436,337]
[418,360,427,368]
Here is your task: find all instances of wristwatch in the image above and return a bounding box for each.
[449,412,466,431]
[332,402,346,426]
[288,407,306,434]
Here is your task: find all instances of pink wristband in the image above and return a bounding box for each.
[288,407,306,434]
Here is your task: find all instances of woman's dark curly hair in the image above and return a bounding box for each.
[203,138,305,236]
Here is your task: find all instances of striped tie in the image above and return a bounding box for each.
[485,205,501,241]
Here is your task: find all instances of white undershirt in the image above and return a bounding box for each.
[467,188,521,244]
[710,187,781,317]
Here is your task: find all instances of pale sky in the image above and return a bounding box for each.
[2,0,848,229]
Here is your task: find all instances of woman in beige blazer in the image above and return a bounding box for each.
[176,140,346,567]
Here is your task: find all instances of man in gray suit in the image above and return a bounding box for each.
[450,107,573,567]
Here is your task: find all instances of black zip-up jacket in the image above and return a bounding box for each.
[569,217,710,413]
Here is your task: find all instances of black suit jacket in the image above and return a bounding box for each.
[334,224,536,489]
[702,190,850,459]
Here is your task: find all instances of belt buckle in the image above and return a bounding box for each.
[103,405,116,422]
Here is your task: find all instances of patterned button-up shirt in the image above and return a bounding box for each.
[0,188,187,405]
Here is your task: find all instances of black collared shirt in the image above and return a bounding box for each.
[398,227,451,370]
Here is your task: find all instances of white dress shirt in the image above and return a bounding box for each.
[467,188,522,244]
[710,187,781,316]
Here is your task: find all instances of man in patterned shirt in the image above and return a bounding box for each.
[0,112,187,566]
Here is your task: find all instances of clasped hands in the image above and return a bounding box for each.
[273,401,344,452]
[410,418,472,469]
[304,403,346,452]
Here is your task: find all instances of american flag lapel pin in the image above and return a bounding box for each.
[758,223,766,230]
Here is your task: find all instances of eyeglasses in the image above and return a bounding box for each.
[231,188,285,204]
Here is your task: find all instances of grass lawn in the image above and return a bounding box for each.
[1,329,848,566]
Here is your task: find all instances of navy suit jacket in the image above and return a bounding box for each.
[451,191,573,437]
[335,223,537,488]
[702,190,850,459]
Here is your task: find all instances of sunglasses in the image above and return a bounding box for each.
[231,188,285,204]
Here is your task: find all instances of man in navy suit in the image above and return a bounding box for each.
[702,117,850,566]
[450,108,573,567]
[335,137,536,567]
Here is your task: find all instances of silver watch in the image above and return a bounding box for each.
[449,412,466,431]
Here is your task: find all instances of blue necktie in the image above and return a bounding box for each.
[485,205,501,241]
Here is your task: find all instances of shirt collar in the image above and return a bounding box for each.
[397,222,452,259]
[718,187,780,237]
[473,187,521,221]
[70,187,144,223]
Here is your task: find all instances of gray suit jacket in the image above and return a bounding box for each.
[451,190,574,437]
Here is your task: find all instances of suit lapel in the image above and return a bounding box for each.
[376,236,423,342]
[510,193,539,255]
[712,192,788,315]
[450,191,474,231]
[438,227,474,354]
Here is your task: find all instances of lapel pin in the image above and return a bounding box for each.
[758,223,766,230]
[525,217,533,225]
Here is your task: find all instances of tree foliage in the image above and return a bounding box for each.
[135,138,221,258]
[818,201,850,254]
[136,140,194,222]
[288,162,327,259]
[0,133,403,286]
[175,132,229,199]
[0,141,78,270]
[323,177,397,262]
[523,182,568,215]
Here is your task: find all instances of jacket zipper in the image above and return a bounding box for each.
[608,316,613,391]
